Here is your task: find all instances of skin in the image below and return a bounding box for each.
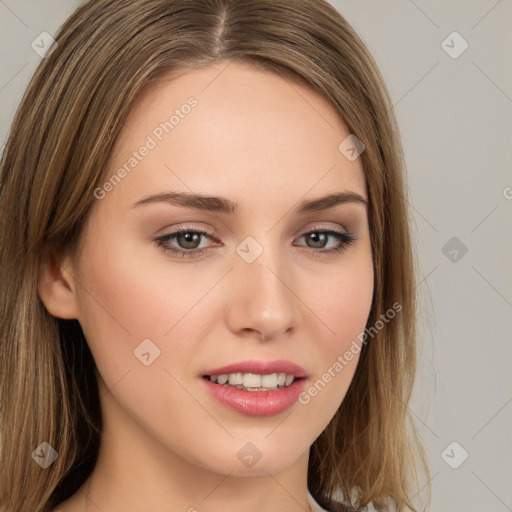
[40,60,374,512]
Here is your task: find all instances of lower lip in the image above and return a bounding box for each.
[201,377,307,417]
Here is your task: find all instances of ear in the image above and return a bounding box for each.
[37,249,80,319]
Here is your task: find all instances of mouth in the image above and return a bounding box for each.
[199,359,308,416]
[201,372,306,392]
[201,359,308,391]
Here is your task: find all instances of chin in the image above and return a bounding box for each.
[186,436,307,477]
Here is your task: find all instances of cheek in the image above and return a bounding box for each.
[313,246,374,350]
[72,228,190,384]
[74,229,230,402]
[298,251,374,415]
[321,268,374,346]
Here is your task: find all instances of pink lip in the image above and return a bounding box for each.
[201,359,308,378]
[200,359,308,417]
[201,377,307,417]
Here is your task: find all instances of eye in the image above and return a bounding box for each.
[154,226,216,258]
[294,228,356,256]
[153,226,356,258]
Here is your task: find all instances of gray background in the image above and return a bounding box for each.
[1,1,511,511]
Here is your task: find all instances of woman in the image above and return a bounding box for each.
[0,1,429,511]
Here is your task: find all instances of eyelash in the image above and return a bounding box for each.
[153,225,356,259]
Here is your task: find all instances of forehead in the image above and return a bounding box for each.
[103,61,367,211]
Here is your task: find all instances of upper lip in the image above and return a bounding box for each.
[202,359,308,378]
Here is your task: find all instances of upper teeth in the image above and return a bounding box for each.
[209,372,295,389]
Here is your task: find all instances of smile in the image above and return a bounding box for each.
[205,372,298,391]
[200,359,308,417]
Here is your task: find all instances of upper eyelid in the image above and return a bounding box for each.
[162,224,351,235]
[157,225,353,244]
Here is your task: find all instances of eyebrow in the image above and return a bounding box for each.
[132,190,368,214]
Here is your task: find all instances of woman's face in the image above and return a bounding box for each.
[65,61,373,476]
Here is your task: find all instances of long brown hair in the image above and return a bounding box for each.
[0,1,429,510]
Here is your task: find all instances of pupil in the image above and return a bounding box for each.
[308,232,326,248]
[179,232,200,249]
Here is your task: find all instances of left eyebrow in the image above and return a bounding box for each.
[294,192,368,213]
[131,191,368,214]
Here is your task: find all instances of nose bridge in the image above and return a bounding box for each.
[231,233,297,338]
[239,235,290,301]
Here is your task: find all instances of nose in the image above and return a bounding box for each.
[225,242,299,342]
